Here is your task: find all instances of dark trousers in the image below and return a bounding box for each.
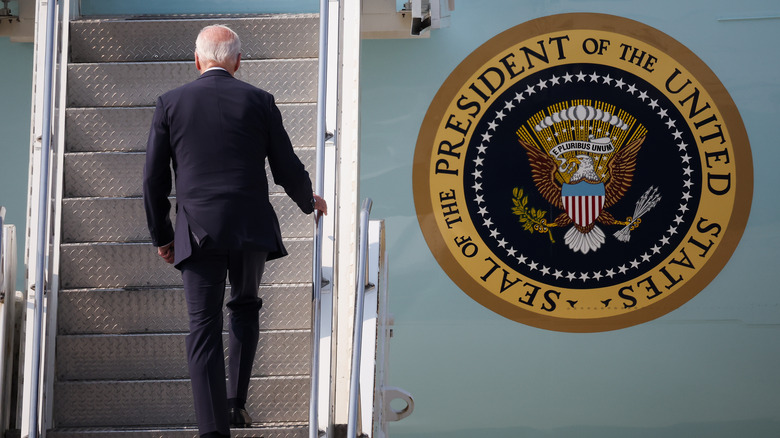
[180,244,268,436]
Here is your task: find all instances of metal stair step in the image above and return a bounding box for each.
[62,195,313,243]
[65,104,315,153]
[63,152,147,198]
[70,15,319,63]
[56,331,310,381]
[67,59,317,108]
[48,424,307,438]
[57,285,311,335]
[63,148,315,197]
[53,377,309,428]
[59,240,312,289]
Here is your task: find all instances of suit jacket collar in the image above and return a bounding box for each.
[198,69,233,80]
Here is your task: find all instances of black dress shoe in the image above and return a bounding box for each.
[229,407,252,428]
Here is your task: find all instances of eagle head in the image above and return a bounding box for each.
[569,154,601,183]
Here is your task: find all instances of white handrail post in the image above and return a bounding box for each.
[347,198,373,438]
[310,0,330,437]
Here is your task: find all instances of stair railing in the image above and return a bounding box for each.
[1,207,19,436]
[28,0,59,435]
[347,198,373,438]
[310,0,331,436]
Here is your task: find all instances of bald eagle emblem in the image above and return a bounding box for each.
[513,103,661,254]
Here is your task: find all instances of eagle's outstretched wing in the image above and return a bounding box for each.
[604,136,645,208]
[518,139,563,209]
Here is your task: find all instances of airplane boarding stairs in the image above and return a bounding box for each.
[49,15,320,437]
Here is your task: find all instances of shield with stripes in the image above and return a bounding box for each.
[561,182,605,228]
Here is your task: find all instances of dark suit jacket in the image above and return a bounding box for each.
[143,69,314,266]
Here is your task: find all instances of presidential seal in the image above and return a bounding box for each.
[412,13,753,332]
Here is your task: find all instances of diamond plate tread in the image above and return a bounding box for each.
[70,15,319,63]
[63,148,316,197]
[67,59,317,108]
[56,331,310,381]
[57,285,311,335]
[59,240,312,288]
[63,152,147,198]
[48,424,307,438]
[62,195,314,243]
[65,104,315,152]
[53,376,309,427]
[66,108,151,152]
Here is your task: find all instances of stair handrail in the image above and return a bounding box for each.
[28,0,59,435]
[347,198,373,438]
[310,0,330,436]
[1,207,18,435]
[0,207,4,268]
[0,208,7,434]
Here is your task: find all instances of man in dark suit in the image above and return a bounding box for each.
[143,24,327,438]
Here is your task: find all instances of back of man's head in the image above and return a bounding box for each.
[195,25,241,66]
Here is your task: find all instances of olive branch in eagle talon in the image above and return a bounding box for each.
[511,187,556,243]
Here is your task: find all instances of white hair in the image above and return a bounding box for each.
[195,24,241,65]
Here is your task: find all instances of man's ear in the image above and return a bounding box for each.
[233,54,241,73]
[195,52,202,72]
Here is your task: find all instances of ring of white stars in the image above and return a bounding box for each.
[470,70,696,284]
